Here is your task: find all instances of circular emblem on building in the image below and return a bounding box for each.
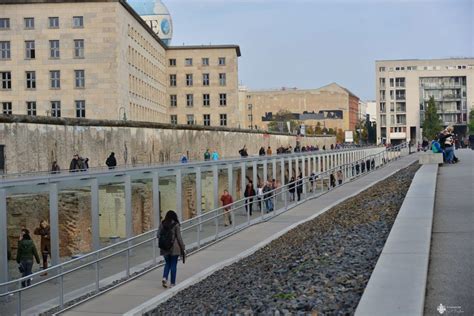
[161,18,170,35]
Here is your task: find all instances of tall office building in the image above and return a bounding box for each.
[375,58,474,145]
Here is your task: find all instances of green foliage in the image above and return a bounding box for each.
[273,293,296,300]
[336,128,345,143]
[469,109,474,135]
[422,96,442,140]
[315,122,322,134]
[267,110,299,133]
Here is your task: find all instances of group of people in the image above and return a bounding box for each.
[241,143,341,157]
[51,152,117,173]
[15,220,51,287]
[203,149,220,161]
[430,126,460,164]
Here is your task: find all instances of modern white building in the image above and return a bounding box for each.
[375,58,474,145]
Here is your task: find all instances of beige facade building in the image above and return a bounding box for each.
[375,58,474,145]
[0,0,241,127]
[241,83,360,133]
[166,45,241,127]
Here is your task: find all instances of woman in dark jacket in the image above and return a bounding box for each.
[34,220,51,275]
[296,175,303,201]
[16,230,40,287]
[158,210,185,288]
[288,176,296,201]
[244,183,256,216]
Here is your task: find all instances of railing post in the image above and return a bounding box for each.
[0,189,8,286]
[95,252,100,292]
[59,265,64,309]
[152,237,158,264]
[215,211,219,240]
[17,288,21,316]
[126,240,131,278]
[247,198,250,225]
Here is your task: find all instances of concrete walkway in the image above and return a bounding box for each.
[424,149,474,315]
[62,154,419,316]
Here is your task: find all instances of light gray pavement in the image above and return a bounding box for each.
[61,153,419,316]
[424,149,474,316]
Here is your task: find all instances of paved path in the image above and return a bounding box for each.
[62,154,419,316]
[424,149,474,316]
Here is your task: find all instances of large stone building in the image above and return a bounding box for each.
[241,83,360,133]
[0,0,241,126]
[375,58,474,145]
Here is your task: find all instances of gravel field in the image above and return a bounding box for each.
[147,163,420,316]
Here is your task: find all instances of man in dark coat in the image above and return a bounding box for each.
[34,220,51,275]
[106,152,117,169]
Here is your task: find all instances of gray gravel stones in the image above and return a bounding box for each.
[146,163,420,316]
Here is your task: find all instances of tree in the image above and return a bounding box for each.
[336,128,345,143]
[422,96,442,140]
[314,122,322,135]
[327,128,336,135]
[354,119,368,144]
[306,125,315,135]
[469,109,474,135]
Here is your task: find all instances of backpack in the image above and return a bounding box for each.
[431,141,442,153]
[158,223,176,251]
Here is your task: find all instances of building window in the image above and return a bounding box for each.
[220,114,227,126]
[203,94,210,106]
[26,101,36,116]
[186,94,194,107]
[2,102,12,115]
[74,70,85,88]
[389,78,394,88]
[379,102,386,112]
[24,17,34,29]
[72,16,83,28]
[0,71,11,90]
[202,58,209,66]
[48,17,59,28]
[170,115,177,124]
[0,41,10,59]
[51,101,61,117]
[218,57,226,65]
[50,40,60,59]
[395,77,405,88]
[186,74,193,86]
[379,66,385,72]
[185,58,192,66]
[170,94,177,107]
[219,93,227,106]
[74,39,84,58]
[395,90,406,101]
[379,78,385,88]
[186,114,194,125]
[50,70,60,89]
[26,71,36,89]
[169,74,176,87]
[219,73,226,86]
[203,73,209,86]
[390,90,394,101]
[169,58,176,66]
[75,100,86,118]
[379,90,385,101]
[0,18,10,29]
[25,41,35,59]
[203,114,210,126]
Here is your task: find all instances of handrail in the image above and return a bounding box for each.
[0,143,408,315]
[0,145,376,183]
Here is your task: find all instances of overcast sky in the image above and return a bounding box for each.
[141,0,473,100]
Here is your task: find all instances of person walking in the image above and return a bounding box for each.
[180,154,188,163]
[204,149,211,161]
[256,183,264,211]
[266,146,272,155]
[211,150,219,161]
[330,173,336,188]
[244,183,256,216]
[220,190,233,226]
[51,161,60,174]
[289,176,296,201]
[105,152,117,169]
[34,220,51,276]
[69,154,80,172]
[259,146,266,156]
[157,210,185,289]
[16,229,40,287]
[296,175,303,201]
[263,181,274,212]
[336,169,343,185]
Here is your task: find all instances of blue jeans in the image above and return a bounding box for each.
[20,260,33,287]
[265,197,273,212]
[163,255,179,285]
[444,146,454,162]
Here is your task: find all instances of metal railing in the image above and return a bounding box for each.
[0,144,408,315]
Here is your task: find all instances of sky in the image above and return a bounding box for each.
[133,0,473,100]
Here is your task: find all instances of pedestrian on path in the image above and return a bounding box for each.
[336,169,343,185]
[220,190,233,226]
[259,146,266,156]
[256,183,264,211]
[266,146,272,155]
[211,150,219,161]
[296,175,303,201]
[289,176,296,201]
[204,149,211,161]
[51,161,60,174]
[69,154,80,172]
[106,152,117,169]
[34,220,51,276]
[239,145,249,157]
[244,182,255,216]
[263,181,274,212]
[16,229,40,287]
[158,210,185,289]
